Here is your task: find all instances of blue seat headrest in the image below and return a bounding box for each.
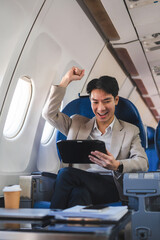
[59,96,94,119]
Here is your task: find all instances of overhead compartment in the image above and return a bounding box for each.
[125,0,160,119]
[100,0,160,121]
[101,0,138,44]
[79,0,160,121]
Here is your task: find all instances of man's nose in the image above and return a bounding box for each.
[97,102,105,111]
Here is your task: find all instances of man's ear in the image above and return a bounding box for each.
[115,96,119,105]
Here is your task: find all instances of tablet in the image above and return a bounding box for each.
[80,204,109,213]
[57,139,106,164]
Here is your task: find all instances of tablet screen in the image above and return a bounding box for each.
[57,140,106,164]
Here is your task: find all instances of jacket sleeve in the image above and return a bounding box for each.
[113,125,149,202]
[42,85,72,136]
[120,126,148,173]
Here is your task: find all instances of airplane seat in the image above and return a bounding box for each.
[146,126,159,171]
[32,95,146,208]
[155,121,160,167]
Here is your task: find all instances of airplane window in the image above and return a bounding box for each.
[41,101,64,145]
[3,76,32,138]
[41,121,55,144]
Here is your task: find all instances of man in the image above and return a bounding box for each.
[42,66,148,209]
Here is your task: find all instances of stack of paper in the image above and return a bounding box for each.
[51,205,128,222]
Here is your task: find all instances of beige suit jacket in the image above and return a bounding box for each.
[42,85,148,200]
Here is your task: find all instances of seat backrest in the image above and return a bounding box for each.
[155,121,160,164]
[115,97,146,148]
[146,126,159,171]
[56,96,94,160]
[56,96,146,160]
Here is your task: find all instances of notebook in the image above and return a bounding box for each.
[50,205,128,223]
[57,140,106,164]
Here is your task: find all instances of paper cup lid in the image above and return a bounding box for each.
[3,185,22,192]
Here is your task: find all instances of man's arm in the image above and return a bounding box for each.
[42,67,84,135]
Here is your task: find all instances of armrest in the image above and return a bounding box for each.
[42,171,57,179]
[31,171,57,179]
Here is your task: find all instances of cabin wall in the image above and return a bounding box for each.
[0,0,47,194]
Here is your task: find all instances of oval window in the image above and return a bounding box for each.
[41,98,64,145]
[41,121,55,144]
[3,76,32,138]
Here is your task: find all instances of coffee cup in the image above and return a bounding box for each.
[3,185,22,209]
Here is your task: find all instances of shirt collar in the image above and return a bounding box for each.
[93,117,115,133]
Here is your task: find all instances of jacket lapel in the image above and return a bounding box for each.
[110,118,125,159]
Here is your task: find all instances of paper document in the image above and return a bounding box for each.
[50,205,128,222]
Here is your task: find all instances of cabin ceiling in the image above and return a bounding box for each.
[79,0,160,122]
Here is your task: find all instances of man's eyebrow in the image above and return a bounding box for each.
[103,97,112,100]
[91,97,112,101]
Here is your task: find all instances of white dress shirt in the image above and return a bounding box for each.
[87,117,115,173]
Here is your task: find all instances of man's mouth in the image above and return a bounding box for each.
[97,111,108,117]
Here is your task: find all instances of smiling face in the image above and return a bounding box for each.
[90,89,119,128]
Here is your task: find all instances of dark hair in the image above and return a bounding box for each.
[86,76,119,98]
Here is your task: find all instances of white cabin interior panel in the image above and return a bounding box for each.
[81,45,127,95]
[0,0,45,110]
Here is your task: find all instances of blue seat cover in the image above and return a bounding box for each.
[146,126,159,171]
[34,201,51,209]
